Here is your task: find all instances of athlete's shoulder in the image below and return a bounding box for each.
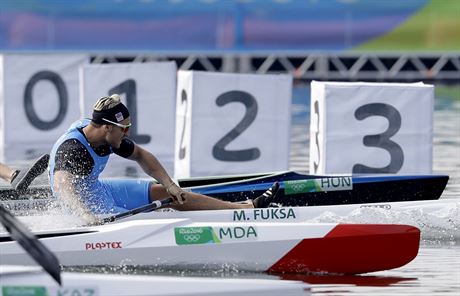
[56,138,88,154]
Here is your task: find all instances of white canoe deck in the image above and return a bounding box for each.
[1,266,310,296]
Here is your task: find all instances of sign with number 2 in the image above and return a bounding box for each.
[174,71,293,178]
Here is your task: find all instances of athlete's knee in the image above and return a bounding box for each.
[149,183,168,201]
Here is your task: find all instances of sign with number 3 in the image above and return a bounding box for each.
[309,81,434,175]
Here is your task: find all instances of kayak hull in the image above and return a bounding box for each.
[0,220,420,275]
[1,266,310,296]
[188,172,448,206]
[0,171,449,210]
[269,224,420,274]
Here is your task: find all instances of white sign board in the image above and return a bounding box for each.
[0,54,88,162]
[80,62,177,176]
[309,81,434,174]
[174,71,292,178]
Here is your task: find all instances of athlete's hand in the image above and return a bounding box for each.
[166,183,187,204]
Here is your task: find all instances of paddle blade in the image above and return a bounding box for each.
[0,205,61,285]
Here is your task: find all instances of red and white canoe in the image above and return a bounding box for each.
[0,218,420,275]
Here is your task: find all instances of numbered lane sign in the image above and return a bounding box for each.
[174,71,292,178]
[309,81,434,175]
[80,62,177,176]
[0,54,88,162]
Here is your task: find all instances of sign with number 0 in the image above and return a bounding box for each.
[0,54,88,162]
[80,62,177,176]
[309,81,434,174]
[174,71,292,178]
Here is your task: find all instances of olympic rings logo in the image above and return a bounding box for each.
[291,183,306,191]
[183,234,201,242]
[288,181,311,192]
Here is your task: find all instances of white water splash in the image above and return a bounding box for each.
[309,202,460,242]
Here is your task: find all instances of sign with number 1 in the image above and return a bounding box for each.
[80,62,177,176]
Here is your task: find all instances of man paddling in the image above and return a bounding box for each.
[49,94,279,222]
[0,154,50,192]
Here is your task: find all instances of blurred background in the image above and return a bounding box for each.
[0,0,459,182]
[1,0,458,80]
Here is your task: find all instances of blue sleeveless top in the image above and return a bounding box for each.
[49,119,114,213]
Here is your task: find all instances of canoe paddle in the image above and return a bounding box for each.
[0,205,62,285]
[101,197,174,223]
